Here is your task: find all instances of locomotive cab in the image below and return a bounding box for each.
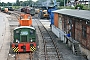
[11,26,36,53]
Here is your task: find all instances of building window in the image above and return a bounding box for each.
[82,25,87,38]
[68,20,72,30]
[64,19,67,31]
[58,17,62,30]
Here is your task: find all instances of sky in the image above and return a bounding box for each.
[0,0,38,3]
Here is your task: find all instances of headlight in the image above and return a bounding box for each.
[16,39,19,43]
[30,38,33,42]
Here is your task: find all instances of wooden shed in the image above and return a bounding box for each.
[52,9,90,59]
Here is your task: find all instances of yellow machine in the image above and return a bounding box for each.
[4,8,8,13]
[42,10,49,18]
[38,6,49,19]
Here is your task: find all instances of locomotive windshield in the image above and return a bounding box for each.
[21,31,28,35]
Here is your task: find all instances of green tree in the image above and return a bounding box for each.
[20,1,23,6]
[0,2,2,6]
[7,2,12,6]
[38,0,45,2]
[22,1,28,6]
[16,0,20,6]
[28,0,32,6]
[13,3,17,6]
[1,2,7,6]
[57,0,67,6]
[75,4,83,9]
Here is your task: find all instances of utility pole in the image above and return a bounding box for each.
[88,0,90,9]
[64,0,65,7]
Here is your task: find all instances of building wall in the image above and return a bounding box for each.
[53,13,65,41]
[62,15,75,36]
[53,12,90,59]
[75,20,82,43]
[59,14,90,59]
[54,13,59,28]
[61,15,90,50]
[86,25,90,50]
[58,15,63,30]
[74,20,90,58]
[77,22,90,59]
[62,15,68,33]
[75,20,90,50]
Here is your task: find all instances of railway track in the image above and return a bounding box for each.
[15,52,33,60]
[6,10,62,60]
[33,17,63,60]
[8,11,23,19]
[7,11,19,60]
[7,11,35,60]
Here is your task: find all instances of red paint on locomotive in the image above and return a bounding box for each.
[11,13,36,53]
[12,42,36,52]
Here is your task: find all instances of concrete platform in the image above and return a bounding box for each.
[0,12,10,60]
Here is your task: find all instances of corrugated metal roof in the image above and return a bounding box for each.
[52,9,90,20]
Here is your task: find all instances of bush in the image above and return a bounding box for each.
[58,6,75,9]
[12,6,21,9]
[75,4,83,9]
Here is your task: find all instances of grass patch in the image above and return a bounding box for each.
[12,6,21,9]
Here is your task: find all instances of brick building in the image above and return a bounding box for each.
[52,9,90,59]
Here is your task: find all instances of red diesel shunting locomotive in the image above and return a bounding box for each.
[11,14,36,53]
